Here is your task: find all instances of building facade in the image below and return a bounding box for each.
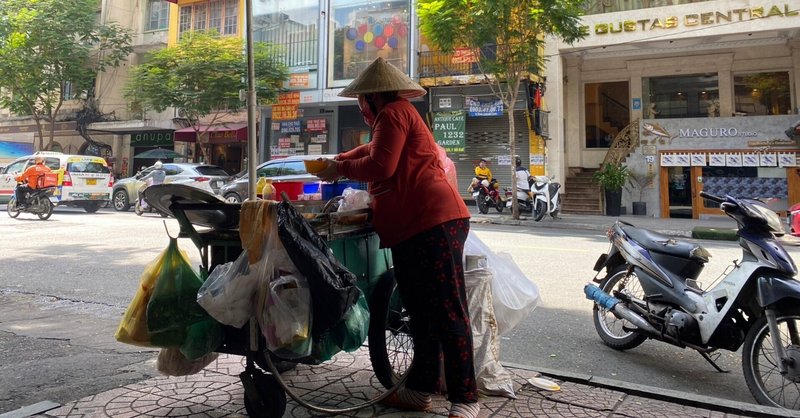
[546,0,800,218]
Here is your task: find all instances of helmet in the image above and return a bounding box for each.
[515,156,522,166]
[154,161,163,169]
[34,156,45,164]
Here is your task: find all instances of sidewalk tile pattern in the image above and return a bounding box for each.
[33,349,751,418]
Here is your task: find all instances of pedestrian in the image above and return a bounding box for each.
[314,57,479,418]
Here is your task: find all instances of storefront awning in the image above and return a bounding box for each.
[174,123,249,144]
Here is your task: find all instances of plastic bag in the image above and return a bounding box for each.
[337,188,371,212]
[197,250,263,328]
[146,238,222,352]
[465,268,516,398]
[310,292,369,362]
[436,144,459,192]
[276,200,360,338]
[114,246,169,347]
[260,274,312,359]
[156,347,218,376]
[464,232,540,335]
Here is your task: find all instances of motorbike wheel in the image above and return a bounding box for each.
[593,265,647,350]
[368,269,413,389]
[7,197,20,218]
[742,309,800,409]
[533,199,547,222]
[495,198,504,213]
[476,197,489,214]
[551,195,562,219]
[134,200,144,216]
[37,198,54,220]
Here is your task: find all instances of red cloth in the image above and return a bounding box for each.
[16,163,52,189]
[337,99,470,248]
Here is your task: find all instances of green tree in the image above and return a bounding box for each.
[125,31,288,163]
[418,0,586,219]
[0,0,132,151]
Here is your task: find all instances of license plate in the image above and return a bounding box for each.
[506,200,512,207]
[86,179,97,185]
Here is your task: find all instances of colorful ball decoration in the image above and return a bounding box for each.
[387,37,398,49]
[346,27,357,40]
[355,40,365,51]
[374,24,383,37]
[374,36,386,48]
[358,24,368,36]
[383,25,394,37]
[363,31,374,43]
[396,23,408,37]
[392,15,401,25]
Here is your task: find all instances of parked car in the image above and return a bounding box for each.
[112,163,231,211]
[0,151,113,212]
[220,154,335,203]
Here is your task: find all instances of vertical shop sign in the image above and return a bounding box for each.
[433,111,465,153]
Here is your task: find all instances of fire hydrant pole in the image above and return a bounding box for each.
[245,0,258,202]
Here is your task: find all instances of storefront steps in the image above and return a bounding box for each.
[562,168,602,215]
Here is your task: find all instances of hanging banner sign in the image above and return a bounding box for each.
[432,111,466,153]
[272,104,298,121]
[280,121,301,133]
[465,96,503,117]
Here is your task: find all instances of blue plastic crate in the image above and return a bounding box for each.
[321,181,366,200]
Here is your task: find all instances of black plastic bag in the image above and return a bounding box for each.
[276,200,360,338]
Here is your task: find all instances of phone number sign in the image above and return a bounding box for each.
[433,111,465,153]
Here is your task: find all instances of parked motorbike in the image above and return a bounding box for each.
[472,178,504,214]
[584,191,800,409]
[134,184,168,217]
[7,183,55,220]
[531,176,561,221]
[505,176,561,222]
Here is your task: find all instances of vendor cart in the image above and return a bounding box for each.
[145,184,412,417]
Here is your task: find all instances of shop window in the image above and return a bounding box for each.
[734,72,791,116]
[328,0,411,87]
[584,81,629,149]
[643,74,718,119]
[146,0,169,31]
[253,0,319,87]
[178,0,238,38]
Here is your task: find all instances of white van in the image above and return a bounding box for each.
[0,151,113,212]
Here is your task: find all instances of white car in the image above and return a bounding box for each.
[111,163,231,211]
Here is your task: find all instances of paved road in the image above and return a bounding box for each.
[1,205,797,411]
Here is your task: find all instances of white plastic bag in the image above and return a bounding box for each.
[464,232,540,335]
[338,187,371,212]
[197,250,263,328]
[465,268,516,398]
[260,274,312,359]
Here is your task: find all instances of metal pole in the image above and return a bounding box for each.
[245,0,257,201]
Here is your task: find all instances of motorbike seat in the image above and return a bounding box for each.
[622,225,710,263]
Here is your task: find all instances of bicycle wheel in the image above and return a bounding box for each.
[368,269,413,389]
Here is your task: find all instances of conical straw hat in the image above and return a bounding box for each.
[339,57,426,98]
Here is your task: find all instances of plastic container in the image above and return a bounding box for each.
[303,182,321,194]
[321,181,366,200]
[272,181,304,200]
[256,178,274,199]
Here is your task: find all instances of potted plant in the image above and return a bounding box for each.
[594,162,629,216]
[626,170,656,216]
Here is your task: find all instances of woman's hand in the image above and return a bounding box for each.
[316,158,342,183]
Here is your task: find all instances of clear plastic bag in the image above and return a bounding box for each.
[337,188,371,212]
[260,274,312,359]
[197,250,263,328]
[464,232,540,335]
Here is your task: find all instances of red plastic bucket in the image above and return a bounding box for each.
[272,181,304,200]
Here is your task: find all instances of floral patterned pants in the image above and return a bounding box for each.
[390,218,477,403]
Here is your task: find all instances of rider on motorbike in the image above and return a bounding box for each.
[15,155,52,209]
[470,158,499,193]
[137,161,166,207]
[514,156,531,192]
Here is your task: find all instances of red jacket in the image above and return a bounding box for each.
[337,98,470,248]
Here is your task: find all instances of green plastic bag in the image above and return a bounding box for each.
[310,291,369,362]
[146,238,220,353]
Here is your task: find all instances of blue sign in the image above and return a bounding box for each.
[280,120,301,133]
[632,98,642,110]
[465,96,504,117]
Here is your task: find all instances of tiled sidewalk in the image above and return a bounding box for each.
[31,349,758,418]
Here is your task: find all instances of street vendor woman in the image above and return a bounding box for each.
[315,57,479,418]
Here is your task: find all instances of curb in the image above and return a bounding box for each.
[504,362,800,418]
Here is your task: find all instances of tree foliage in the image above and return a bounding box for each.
[0,0,132,151]
[125,31,288,162]
[417,0,586,218]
